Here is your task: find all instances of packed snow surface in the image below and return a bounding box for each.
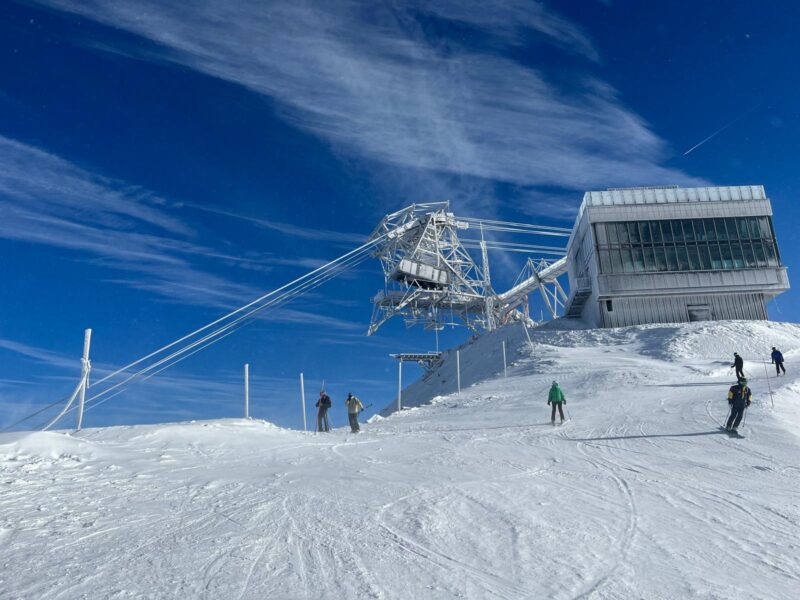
[2,321,799,599]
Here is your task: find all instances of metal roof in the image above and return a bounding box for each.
[583,185,766,207]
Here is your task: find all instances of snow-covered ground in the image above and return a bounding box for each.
[2,320,799,599]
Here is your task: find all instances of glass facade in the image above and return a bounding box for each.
[594,216,781,275]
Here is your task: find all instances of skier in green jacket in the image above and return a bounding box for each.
[548,381,566,425]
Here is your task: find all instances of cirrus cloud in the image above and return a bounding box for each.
[35,0,705,198]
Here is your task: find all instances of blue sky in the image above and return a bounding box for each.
[1,1,798,431]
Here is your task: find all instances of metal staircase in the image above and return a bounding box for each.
[563,278,592,319]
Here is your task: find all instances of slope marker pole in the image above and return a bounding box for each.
[502,340,507,377]
[76,328,92,432]
[397,360,403,412]
[762,360,775,408]
[300,372,307,432]
[244,363,250,419]
[456,350,461,393]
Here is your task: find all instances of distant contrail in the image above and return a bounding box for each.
[682,106,758,156]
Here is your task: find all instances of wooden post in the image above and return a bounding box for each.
[76,328,92,431]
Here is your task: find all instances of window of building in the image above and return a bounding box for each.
[715,218,729,241]
[592,216,781,275]
[625,222,638,244]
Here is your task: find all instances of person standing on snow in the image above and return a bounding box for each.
[316,391,332,432]
[547,381,566,425]
[726,377,752,434]
[345,392,364,433]
[732,352,745,381]
[771,347,786,376]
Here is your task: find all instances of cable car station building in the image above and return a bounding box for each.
[564,185,789,328]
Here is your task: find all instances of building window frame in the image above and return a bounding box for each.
[592,215,781,275]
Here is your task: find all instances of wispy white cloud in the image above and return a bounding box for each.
[0,136,367,317]
[181,203,365,244]
[512,189,584,222]
[0,136,189,235]
[0,135,259,305]
[269,308,363,332]
[0,337,79,372]
[38,0,704,209]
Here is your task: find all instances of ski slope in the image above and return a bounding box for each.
[1,321,799,599]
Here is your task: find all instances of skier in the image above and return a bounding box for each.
[771,347,786,376]
[547,380,566,425]
[725,377,752,435]
[345,392,364,433]
[731,352,745,381]
[316,390,332,432]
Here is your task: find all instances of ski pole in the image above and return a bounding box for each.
[566,404,572,421]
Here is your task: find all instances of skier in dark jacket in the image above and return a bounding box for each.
[771,347,786,376]
[547,381,566,425]
[725,378,752,434]
[316,391,332,432]
[732,352,745,381]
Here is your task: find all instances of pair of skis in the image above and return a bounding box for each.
[719,426,745,439]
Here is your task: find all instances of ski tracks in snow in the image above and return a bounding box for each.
[570,441,640,599]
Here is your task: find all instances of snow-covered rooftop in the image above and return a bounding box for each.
[583,184,766,207]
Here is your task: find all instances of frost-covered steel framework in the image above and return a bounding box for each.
[368,203,494,335]
[564,185,790,328]
[367,203,570,335]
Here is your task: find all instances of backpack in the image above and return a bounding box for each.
[320,394,331,408]
[729,385,749,404]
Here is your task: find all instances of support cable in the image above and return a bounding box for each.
[81,245,375,409]
[9,238,380,432]
[463,224,571,238]
[461,217,572,233]
[462,239,567,253]
[81,320,251,418]
[91,236,385,389]
[1,388,82,432]
[40,378,85,431]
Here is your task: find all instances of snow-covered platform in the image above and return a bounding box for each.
[2,321,799,599]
